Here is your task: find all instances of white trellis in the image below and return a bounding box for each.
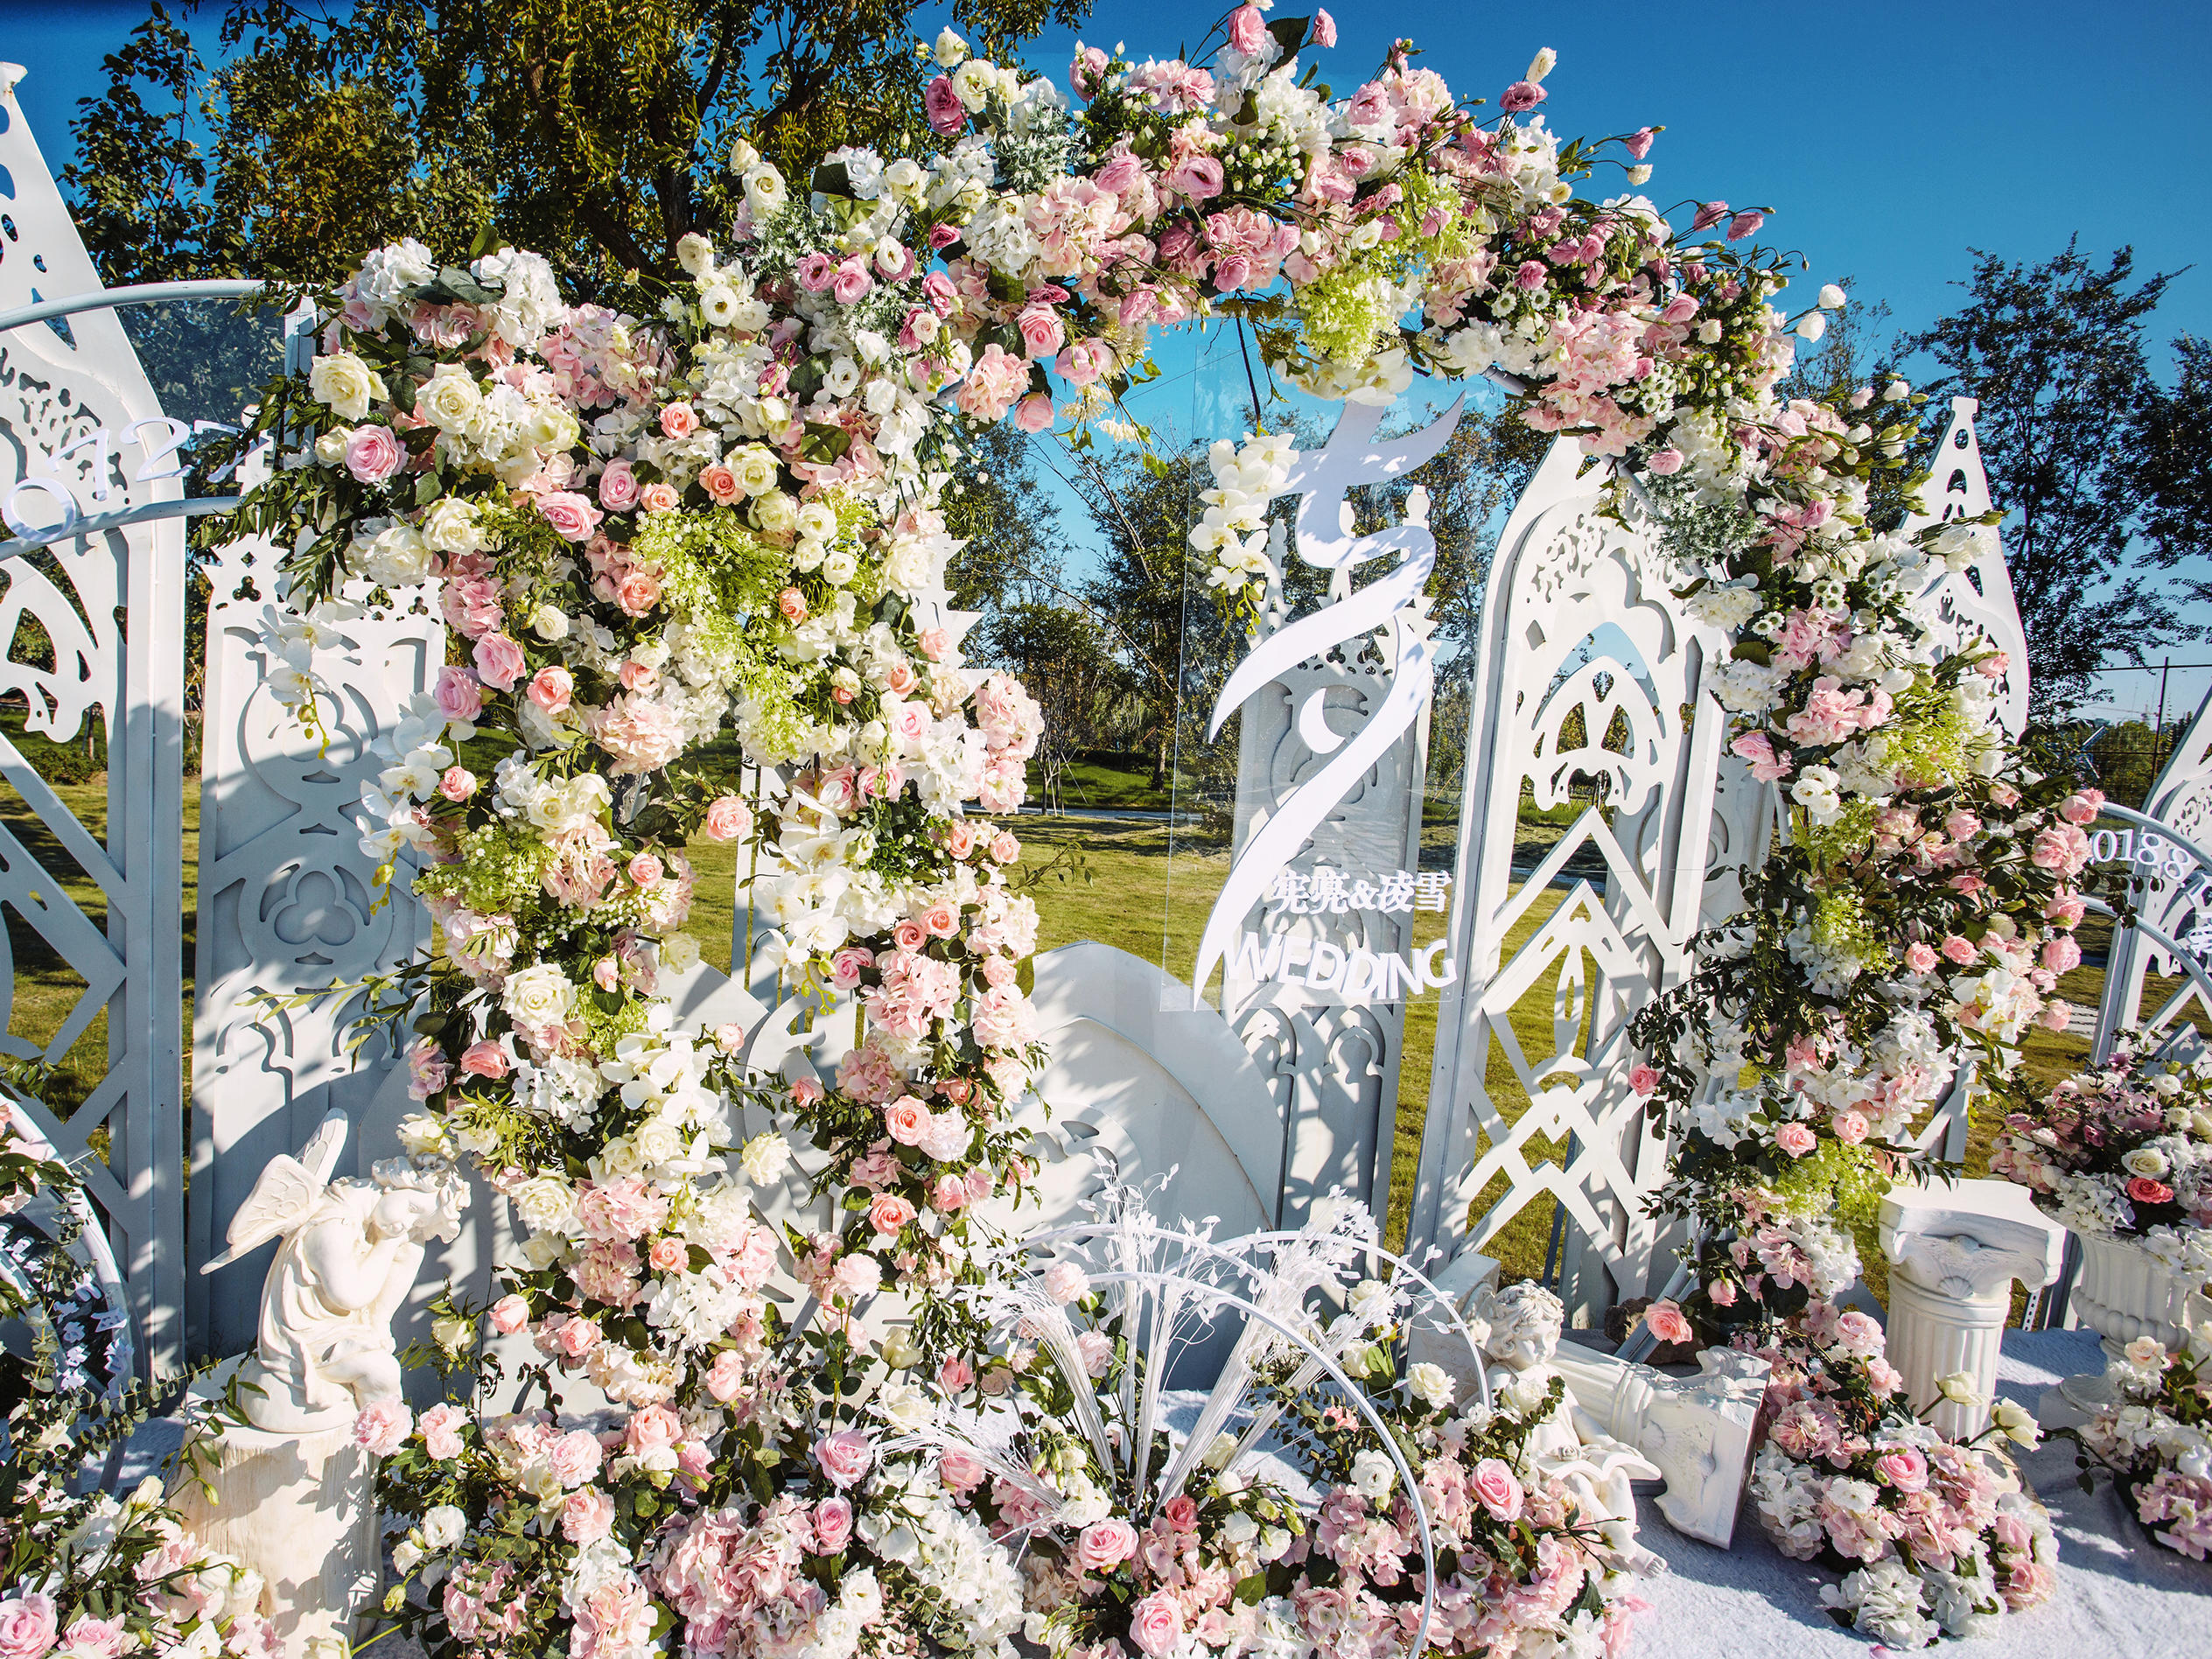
[187,451,447,1356]
[0,69,189,1370]
[1402,440,1730,1325]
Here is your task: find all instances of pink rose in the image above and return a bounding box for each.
[940,1446,986,1492]
[648,1236,684,1271]
[1628,1063,1660,1096]
[699,463,741,505]
[0,1596,58,1659]
[438,766,476,802]
[2058,788,2104,826]
[57,1619,122,1659]
[1166,155,1225,201]
[1643,1299,1695,1346]
[640,481,680,513]
[597,460,640,512]
[1014,392,1054,433]
[549,1428,605,1488]
[536,491,604,542]
[1077,1517,1139,1572]
[345,424,403,483]
[938,1354,975,1393]
[417,1399,466,1460]
[613,567,661,615]
[886,1096,933,1145]
[2129,1176,2176,1205]
[1872,1447,1928,1493]
[793,1076,825,1108]
[814,1428,877,1488]
[1942,934,1978,965]
[527,665,573,713]
[990,830,1019,863]
[489,1292,529,1334]
[1163,1494,1200,1532]
[2042,934,2082,973]
[702,795,752,841]
[353,1399,412,1456]
[920,902,959,938]
[659,402,697,440]
[925,75,967,136]
[777,586,807,621]
[1129,1591,1184,1657]
[1471,1458,1524,1522]
[553,1316,603,1361]
[434,664,485,723]
[704,1349,747,1403]
[1774,1122,1818,1158]
[472,631,527,691]
[625,1403,682,1455]
[1831,1110,1869,1144]
[869,1193,915,1236]
[812,1495,854,1553]
[562,1488,615,1544]
[1905,941,1939,975]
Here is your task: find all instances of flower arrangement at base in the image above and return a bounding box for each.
[1992,1027,2212,1260]
[941,1198,1653,1659]
[1631,1193,2055,1646]
[0,1116,282,1659]
[2061,1328,2212,1562]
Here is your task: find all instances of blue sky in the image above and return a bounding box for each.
[9,0,2211,713]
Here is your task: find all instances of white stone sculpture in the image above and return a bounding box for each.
[1470,1281,1666,1571]
[172,1111,466,1659]
[1878,1178,2063,1440]
[1550,1341,1770,1549]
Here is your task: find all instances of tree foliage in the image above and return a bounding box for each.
[65,0,1094,293]
[1900,241,2200,718]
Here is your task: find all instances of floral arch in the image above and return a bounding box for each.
[115,12,2093,1657]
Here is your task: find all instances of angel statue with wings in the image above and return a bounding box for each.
[203,1110,468,1432]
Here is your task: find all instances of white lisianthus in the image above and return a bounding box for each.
[1797,312,1827,342]
[934,27,968,66]
[1818,283,1847,309]
[676,232,715,277]
[422,1505,466,1549]
[1349,1449,1396,1499]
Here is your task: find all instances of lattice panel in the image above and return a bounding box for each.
[1407,441,1728,1322]
[186,480,447,1355]
[0,70,188,1369]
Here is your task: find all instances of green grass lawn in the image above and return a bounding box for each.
[3,756,2183,1319]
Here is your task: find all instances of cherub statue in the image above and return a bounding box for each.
[1471,1280,1664,1571]
[202,1110,467,1432]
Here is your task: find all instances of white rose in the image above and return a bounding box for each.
[531,604,570,640]
[511,1176,577,1236]
[309,352,386,422]
[753,491,799,536]
[315,428,352,467]
[422,1505,466,1549]
[2123,1147,2171,1180]
[658,932,701,975]
[416,365,483,432]
[796,500,838,543]
[419,495,487,556]
[744,166,788,216]
[396,1114,452,1158]
[738,1132,792,1185]
[1406,1362,1455,1410]
[352,523,432,588]
[504,962,578,1029]
[873,1378,933,1430]
[730,445,780,496]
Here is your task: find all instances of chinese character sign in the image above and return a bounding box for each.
[1192,398,1463,1010]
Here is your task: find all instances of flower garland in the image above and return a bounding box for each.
[161,7,2104,1653]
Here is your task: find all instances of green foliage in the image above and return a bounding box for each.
[1899,240,2204,718]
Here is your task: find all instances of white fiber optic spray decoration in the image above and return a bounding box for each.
[1191,396,1461,1008]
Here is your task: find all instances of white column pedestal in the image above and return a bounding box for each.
[1879,1179,2065,1440]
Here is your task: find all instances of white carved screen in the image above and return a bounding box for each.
[1404,440,1727,1326]
[0,70,190,1369]
[2090,690,2212,1058]
[187,471,450,1355]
